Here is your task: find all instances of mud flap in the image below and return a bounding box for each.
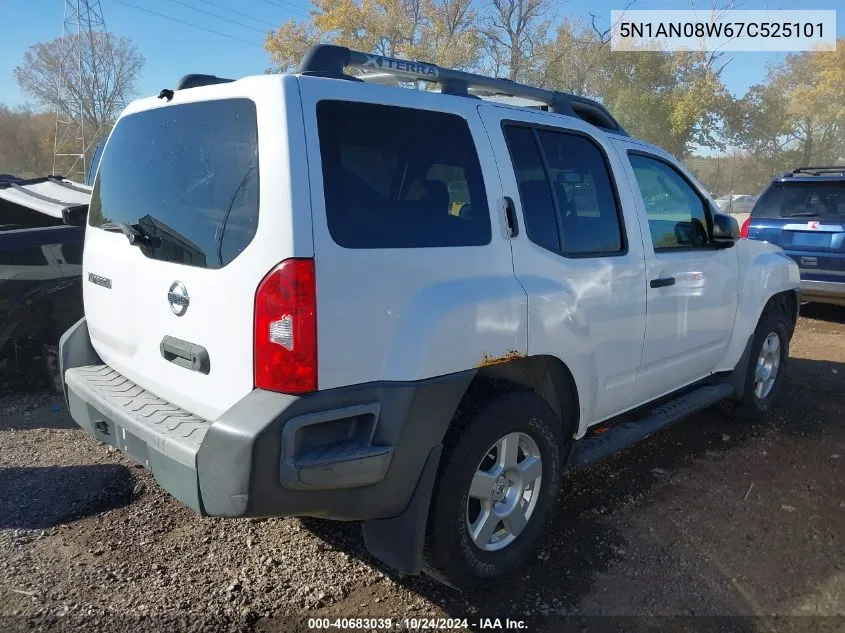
[729,333,755,399]
[361,444,442,575]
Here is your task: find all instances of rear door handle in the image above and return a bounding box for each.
[504,196,519,237]
[650,277,676,288]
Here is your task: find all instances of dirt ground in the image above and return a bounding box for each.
[1,304,843,633]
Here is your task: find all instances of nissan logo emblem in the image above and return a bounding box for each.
[167,281,189,316]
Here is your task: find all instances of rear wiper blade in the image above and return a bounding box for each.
[101,222,154,247]
[786,212,821,218]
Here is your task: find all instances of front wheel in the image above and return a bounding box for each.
[738,304,791,420]
[424,389,566,590]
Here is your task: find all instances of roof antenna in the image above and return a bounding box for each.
[158,88,174,101]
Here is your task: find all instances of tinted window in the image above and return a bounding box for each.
[503,124,623,256]
[62,240,84,265]
[752,181,845,220]
[503,126,559,252]
[89,99,259,269]
[317,101,490,249]
[629,154,709,250]
[536,130,623,254]
[0,245,48,266]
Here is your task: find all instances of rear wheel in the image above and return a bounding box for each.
[424,388,566,590]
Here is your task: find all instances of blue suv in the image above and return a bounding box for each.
[743,166,845,307]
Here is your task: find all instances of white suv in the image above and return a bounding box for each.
[60,45,801,590]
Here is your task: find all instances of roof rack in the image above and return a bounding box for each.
[297,44,629,137]
[785,166,845,177]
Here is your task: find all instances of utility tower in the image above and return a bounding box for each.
[53,0,114,182]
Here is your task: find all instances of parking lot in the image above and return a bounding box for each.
[1,304,843,633]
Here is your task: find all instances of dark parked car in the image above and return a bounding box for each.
[742,166,845,307]
[0,176,88,389]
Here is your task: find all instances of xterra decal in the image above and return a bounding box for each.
[363,54,439,78]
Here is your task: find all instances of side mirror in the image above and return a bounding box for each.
[712,212,739,243]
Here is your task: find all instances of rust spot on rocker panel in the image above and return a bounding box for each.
[477,349,526,368]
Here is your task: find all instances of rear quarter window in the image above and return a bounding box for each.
[316,100,491,249]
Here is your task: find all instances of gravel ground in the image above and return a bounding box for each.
[1,304,843,632]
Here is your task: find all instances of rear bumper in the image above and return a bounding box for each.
[60,317,473,520]
[800,279,845,306]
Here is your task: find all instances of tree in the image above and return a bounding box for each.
[481,0,553,81]
[265,20,322,72]
[265,0,482,73]
[0,105,56,178]
[778,42,845,165]
[14,32,144,136]
[536,19,732,157]
[728,39,845,170]
[416,0,483,71]
[535,17,610,95]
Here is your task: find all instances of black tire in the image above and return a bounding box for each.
[423,387,566,591]
[738,302,791,420]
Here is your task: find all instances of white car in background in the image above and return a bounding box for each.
[715,194,758,229]
[715,194,757,214]
[715,193,757,221]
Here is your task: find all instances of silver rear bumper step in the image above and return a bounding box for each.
[65,365,210,468]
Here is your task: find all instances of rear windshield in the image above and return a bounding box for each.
[752,181,845,220]
[88,98,259,269]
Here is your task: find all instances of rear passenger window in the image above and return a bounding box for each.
[503,126,560,252]
[316,101,491,249]
[536,130,624,255]
[503,123,624,256]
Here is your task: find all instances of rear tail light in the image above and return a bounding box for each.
[254,258,317,394]
[739,217,751,238]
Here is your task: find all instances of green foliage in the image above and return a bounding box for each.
[265,0,482,73]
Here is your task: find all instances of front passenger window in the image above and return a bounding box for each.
[628,154,710,250]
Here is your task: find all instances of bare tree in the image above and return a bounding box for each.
[14,32,144,133]
[482,0,553,81]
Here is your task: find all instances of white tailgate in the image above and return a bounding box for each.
[83,75,312,421]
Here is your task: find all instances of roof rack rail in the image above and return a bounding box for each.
[297,44,629,137]
[175,74,234,90]
[789,166,845,176]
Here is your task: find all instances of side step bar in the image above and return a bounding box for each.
[569,382,734,469]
